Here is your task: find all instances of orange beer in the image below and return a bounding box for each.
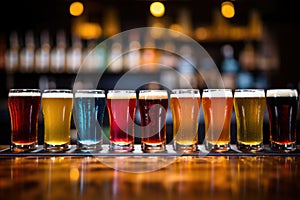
[202,89,233,152]
[170,89,200,152]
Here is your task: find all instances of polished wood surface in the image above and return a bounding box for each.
[1,147,300,199]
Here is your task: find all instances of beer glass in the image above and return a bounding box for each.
[74,90,106,152]
[266,89,298,152]
[202,89,233,152]
[234,89,266,152]
[8,89,41,152]
[107,90,136,152]
[139,90,168,152]
[170,89,201,152]
[42,89,73,152]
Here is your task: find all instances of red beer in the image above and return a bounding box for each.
[8,89,41,151]
[139,90,168,152]
[107,90,136,152]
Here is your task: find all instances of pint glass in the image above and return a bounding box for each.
[74,90,106,152]
[107,90,136,152]
[139,90,168,153]
[42,89,73,152]
[234,89,266,152]
[8,89,41,152]
[266,89,298,152]
[170,89,201,152]
[202,89,233,152]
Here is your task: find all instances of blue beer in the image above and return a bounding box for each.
[74,90,106,152]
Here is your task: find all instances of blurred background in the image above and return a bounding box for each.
[0,0,299,144]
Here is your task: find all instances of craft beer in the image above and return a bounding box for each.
[74,90,106,152]
[139,90,168,152]
[266,89,298,152]
[42,90,73,152]
[8,89,41,152]
[234,89,266,151]
[170,89,200,152]
[107,90,136,152]
[202,89,233,152]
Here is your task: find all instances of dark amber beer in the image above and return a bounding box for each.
[202,89,233,152]
[234,89,266,152]
[42,89,73,152]
[266,89,298,152]
[139,90,168,152]
[170,89,200,152]
[8,89,41,152]
[107,90,136,152]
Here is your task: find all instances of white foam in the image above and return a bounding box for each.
[202,90,232,98]
[234,90,265,98]
[9,92,41,97]
[107,92,136,99]
[170,93,200,98]
[139,90,168,99]
[42,93,73,98]
[267,89,298,97]
[75,93,105,98]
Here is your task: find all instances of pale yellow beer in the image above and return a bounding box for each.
[234,89,265,151]
[170,89,200,152]
[202,89,233,152]
[42,90,73,152]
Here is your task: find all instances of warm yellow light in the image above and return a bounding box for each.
[221,1,235,18]
[150,2,165,17]
[74,22,102,39]
[70,2,84,17]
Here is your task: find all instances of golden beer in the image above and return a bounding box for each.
[202,89,233,152]
[170,89,200,152]
[42,90,73,152]
[234,89,265,151]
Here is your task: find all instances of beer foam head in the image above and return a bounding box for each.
[107,90,136,99]
[267,89,298,97]
[9,92,41,97]
[202,89,232,98]
[234,89,265,98]
[171,89,200,98]
[139,90,168,99]
[75,92,105,98]
[42,90,73,98]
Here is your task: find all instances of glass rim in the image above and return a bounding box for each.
[171,89,200,93]
[75,89,105,93]
[234,89,265,97]
[43,89,72,93]
[107,90,136,93]
[203,89,232,92]
[234,89,265,92]
[9,89,41,93]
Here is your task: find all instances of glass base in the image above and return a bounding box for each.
[270,141,297,152]
[109,142,134,152]
[142,142,166,153]
[77,142,102,152]
[44,143,70,152]
[237,142,263,152]
[205,141,230,152]
[11,142,37,152]
[173,142,198,153]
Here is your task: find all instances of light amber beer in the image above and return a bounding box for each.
[42,90,73,152]
[234,89,266,151]
[170,89,200,152]
[202,89,233,152]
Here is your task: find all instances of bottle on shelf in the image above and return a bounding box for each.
[107,39,123,73]
[50,30,66,73]
[66,34,83,73]
[35,30,51,73]
[20,30,35,73]
[5,31,20,73]
[123,31,141,72]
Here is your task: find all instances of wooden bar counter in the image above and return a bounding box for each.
[1,145,300,200]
